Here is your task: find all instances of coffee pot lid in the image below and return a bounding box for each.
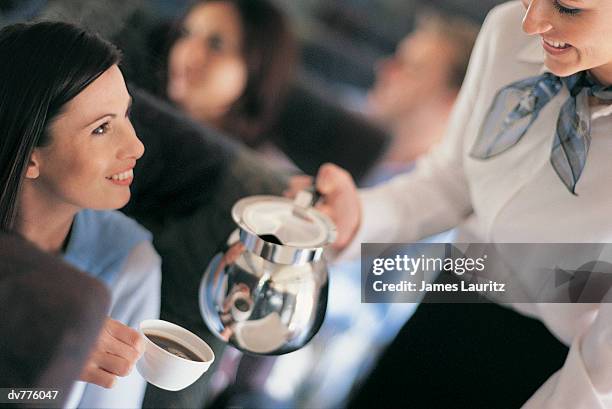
[232,191,337,265]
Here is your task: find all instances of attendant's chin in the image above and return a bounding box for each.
[544,59,580,78]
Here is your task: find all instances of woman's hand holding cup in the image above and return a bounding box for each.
[285,163,361,252]
[80,318,144,388]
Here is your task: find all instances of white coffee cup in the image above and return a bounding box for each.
[136,319,215,391]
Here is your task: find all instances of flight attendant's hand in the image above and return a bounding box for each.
[285,163,361,251]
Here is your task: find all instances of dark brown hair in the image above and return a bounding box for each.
[0,22,121,231]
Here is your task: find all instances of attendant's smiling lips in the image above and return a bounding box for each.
[106,167,134,186]
[542,37,573,55]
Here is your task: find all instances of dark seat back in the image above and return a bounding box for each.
[0,232,110,406]
[273,78,389,182]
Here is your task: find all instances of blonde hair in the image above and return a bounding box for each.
[415,10,480,90]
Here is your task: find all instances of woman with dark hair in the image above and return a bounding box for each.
[0,22,160,408]
[164,0,296,148]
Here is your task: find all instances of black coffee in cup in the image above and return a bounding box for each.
[145,333,203,362]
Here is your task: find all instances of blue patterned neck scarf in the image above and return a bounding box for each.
[470,71,612,194]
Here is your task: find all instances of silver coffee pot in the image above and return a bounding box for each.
[199,190,336,355]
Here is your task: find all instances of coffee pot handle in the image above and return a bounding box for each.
[294,187,322,209]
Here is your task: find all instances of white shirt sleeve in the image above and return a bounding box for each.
[522,297,612,408]
[71,241,161,409]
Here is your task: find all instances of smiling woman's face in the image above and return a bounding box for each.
[521,0,612,84]
[26,65,144,212]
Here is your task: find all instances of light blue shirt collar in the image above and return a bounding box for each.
[62,209,151,286]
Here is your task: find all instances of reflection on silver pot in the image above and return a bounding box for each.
[199,191,336,355]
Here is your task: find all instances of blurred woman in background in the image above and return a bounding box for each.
[164,0,297,149]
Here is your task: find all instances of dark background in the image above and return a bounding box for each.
[0,0,508,95]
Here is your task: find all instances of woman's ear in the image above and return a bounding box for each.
[25,151,41,179]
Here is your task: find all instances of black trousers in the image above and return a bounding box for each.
[349,278,570,409]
